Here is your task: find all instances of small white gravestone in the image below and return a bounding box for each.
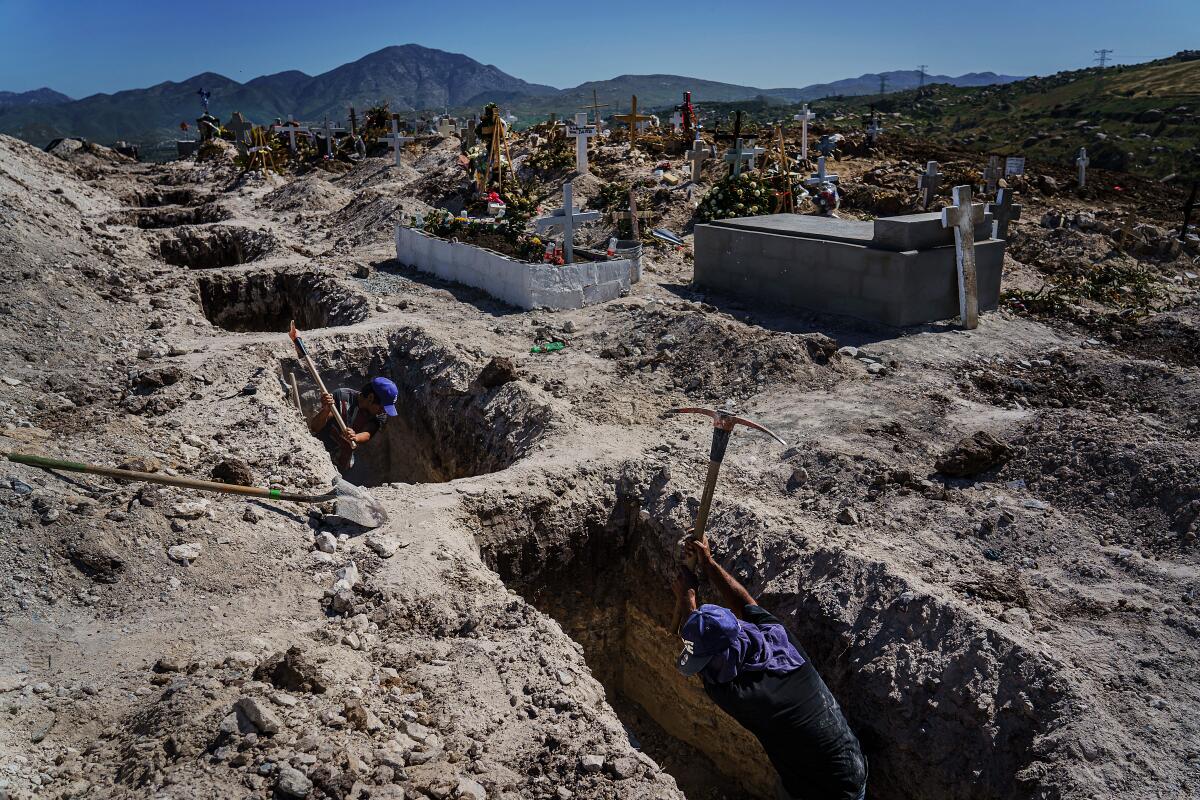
[686,137,710,184]
[804,156,840,186]
[437,117,453,137]
[918,160,941,210]
[793,105,816,161]
[1004,156,1026,176]
[1076,147,1089,188]
[941,185,986,330]
[533,182,600,265]
[382,117,414,167]
[567,112,598,174]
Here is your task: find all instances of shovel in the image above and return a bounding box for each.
[3,452,389,529]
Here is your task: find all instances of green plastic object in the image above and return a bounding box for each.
[530,342,566,354]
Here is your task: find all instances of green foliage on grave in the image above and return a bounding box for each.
[525,131,574,172]
[696,171,775,223]
[414,208,545,263]
[1003,259,1166,320]
[593,182,630,211]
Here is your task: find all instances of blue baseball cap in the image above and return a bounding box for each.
[677,604,739,676]
[369,377,399,417]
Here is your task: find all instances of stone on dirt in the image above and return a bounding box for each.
[935,430,1014,477]
[276,764,312,798]
[236,696,283,734]
[168,542,203,563]
[211,457,254,486]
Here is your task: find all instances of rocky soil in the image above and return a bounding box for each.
[0,122,1197,800]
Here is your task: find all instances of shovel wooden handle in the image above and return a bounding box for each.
[4,452,333,504]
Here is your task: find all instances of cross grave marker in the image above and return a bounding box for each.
[227,112,253,145]
[918,160,941,210]
[793,104,815,161]
[533,182,600,264]
[318,116,347,158]
[670,111,684,133]
[686,137,710,184]
[613,95,653,146]
[1076,147,1089,188]
[983,155,1002,195]
[382,116,414,167]
[987,187,1022,240]
[568,112,598,174]
[804,156,840,187]
[941,184,987,329]
[723,137,765,177]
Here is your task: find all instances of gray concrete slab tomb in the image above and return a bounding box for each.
[692,211,1005,326]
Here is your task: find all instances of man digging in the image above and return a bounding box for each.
[672,538,868,800]
[308,377,398,471]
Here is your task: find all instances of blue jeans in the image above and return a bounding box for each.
[775,777,867,800]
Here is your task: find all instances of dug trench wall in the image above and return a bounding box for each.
[468,459,1081,800]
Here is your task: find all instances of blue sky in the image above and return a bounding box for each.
[1,0,1196,97]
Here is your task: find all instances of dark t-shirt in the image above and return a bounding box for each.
[318,388,386,466]
[701,605,867,799]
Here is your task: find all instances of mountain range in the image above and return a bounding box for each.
[0,44,1022,149]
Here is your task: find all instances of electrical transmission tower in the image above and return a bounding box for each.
[917,64,928,88]
[1094,49,1113,68]
[879,74,889,96]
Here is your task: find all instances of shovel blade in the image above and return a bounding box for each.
[332,478,389,529]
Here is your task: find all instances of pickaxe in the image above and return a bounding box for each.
[663,407,787,634]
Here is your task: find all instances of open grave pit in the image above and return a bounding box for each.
[122,187,213,207]
[196,268,369,333]
[108,202,230,229]
[470,467,1076,800]
[159,224,277,268]
[281,330,550,487]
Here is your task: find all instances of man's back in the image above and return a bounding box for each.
[702,605,867,799]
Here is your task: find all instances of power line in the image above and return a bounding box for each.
[917,64,928,88]
[1094,49,1113,68]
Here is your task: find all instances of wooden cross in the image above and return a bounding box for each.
[793,104,815,161]
[580,89,609,131]
[714,110,747,145]
[318,116,347,158]
[723,137,765,177]
[983,155,1002,195]
[918,160,941,210]
[1076,147,1089,188]
[227,112,253,145]
[941,185,986,329]
[686,137,710,184]
[568,112,598,174]
[533,182,600,264]
[480,112,514,194]
[246,127,276,175]
[613,95,652,146]
[804,156,840,186]
[382,115,414,167]
[987,188,1022,240]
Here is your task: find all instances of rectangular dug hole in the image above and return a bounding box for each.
[281,333,548,487]
[474,494,1069,800]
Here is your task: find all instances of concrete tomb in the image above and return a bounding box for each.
[693,209,1005,327]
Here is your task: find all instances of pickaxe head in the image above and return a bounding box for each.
[662,407,787,446]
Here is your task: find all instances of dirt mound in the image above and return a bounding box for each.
[596,299,841,402]
[325,188,432,247]
[261,173,353,214]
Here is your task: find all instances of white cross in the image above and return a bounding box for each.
[1076,147,1089,188]
[276,115,311,153]
[568,112,597,174]
[318,116,347,158]
[793,104,816,161]
[437,117,453,137]
[533,182,600,265]
[670,111,684,133]
[723,137,765,177]
[381,117,413,167]
[804,156,839,186]
[941,185,986,329]
[686,137,709,184]
[918,160,941,209]
[866,116,883,143]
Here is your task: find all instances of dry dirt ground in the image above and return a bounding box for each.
[1,126,1198,800]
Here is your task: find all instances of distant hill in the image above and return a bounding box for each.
[800,51,1200,179]
[763,70,1023,103]
[0,88,72,108]
[0,44,1021,150]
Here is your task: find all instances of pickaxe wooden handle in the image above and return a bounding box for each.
[663,407,786,634]
[289,321,354,449]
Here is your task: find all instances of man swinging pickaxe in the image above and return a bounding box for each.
[663,406,787,635]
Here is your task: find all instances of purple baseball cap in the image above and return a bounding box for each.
[677,604,740,676]
[369,377,399,417]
